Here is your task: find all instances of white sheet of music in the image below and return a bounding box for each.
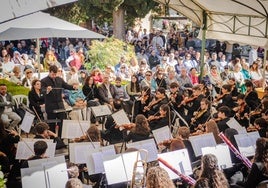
[16,141,56,160]
[91,105,112,117]
[112,109,130,126]
[61,120,90,139]
[158,149,193,180]
[22,138,53,143]
[103,151,139,185]
[28,156,66,168]
[20,111,35,133]
[234,131,260,157]
[86,145,116,175]
[21,158,68,188]
[152,126,173,144]
[69,142,100,164]
[226,117,244,132]
[189,133,217,157]
[202,144,233,169]
[126,139,158,162]
[21,166,47,188]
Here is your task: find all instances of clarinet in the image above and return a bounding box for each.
[218,132,252,168]
[158,157,196,186]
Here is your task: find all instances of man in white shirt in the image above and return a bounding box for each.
[0,84,21,130]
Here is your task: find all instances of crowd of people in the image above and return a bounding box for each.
[0,26,267,187]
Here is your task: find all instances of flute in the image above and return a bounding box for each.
[218,132,252,169]
[158,157,196,186]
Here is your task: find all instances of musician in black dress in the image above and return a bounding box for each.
[181,84,205,124]
[169,82,184,115]
[145,87,169,116]
[190,98,211,132]
[148,104,171,130]
[216,106,231,133]
[233,94,250,128]
[28,79,45,120]
[244,81,260,110]
[41,65,77,132]
[134,86,153,118]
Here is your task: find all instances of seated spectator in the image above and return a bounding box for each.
[65,178,83,188]
[9,66,22,85]
[113,76,131,110]
[0,84,21,130]
[2,54,14,77]
[43,50,61,71]
[22,68,36,89]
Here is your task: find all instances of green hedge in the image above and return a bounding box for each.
[0,79,30,96]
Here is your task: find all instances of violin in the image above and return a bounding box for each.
[191,109,207,124]
[115,123,136,131]
[143,97,162,112]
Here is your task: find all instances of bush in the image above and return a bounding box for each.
[85,37,135,71]
[0,79,30,96]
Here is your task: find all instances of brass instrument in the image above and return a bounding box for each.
[131,149,148,188]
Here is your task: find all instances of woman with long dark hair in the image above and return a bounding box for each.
[126,74,141,101]
[28,79,45,120]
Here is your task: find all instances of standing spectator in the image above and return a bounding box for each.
[0,84,21,130]
[66,48,82,70]
[151,30,164,49]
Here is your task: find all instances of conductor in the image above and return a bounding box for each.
[41,65,78,132]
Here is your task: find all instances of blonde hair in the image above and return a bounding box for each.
[146,166,175,188]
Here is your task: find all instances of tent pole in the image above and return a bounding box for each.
[200,11,207,79]
[37,38,40,79]
[262,48,267,89]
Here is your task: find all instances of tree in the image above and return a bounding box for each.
[48,0,159,39]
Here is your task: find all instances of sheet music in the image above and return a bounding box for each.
[16,141,56,160]
[103,151,139,185]
[21,157,68,188]
[28,156,65,168]
[22,138,54,143]
[61,120,90,139]
[86,145,116,175]
[126,139,158,162]
[21,166,47,188]
[152,126,173,144]
[111,109,130,126]
[69,142,100,164]
[234,132,260,157]
[158,149,193,180]
[20,111,35,133]
[91,105,112,117]
[226,117,244,132]
[189,133,217,157]
[202,144,233,169]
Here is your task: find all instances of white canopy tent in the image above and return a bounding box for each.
[154,0,268,48]
[0,11,105,40]
[155,0,268,83]
[0,0,77,23]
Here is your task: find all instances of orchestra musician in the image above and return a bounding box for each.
[233,94,250,128]
[180,84,205,124]
[148,104,171,131]
[216,106,231,133]
[190,98,211,132]
[244,81,260,110]
[169,82,184,115]
[121,114,151,142]
[214,84,236,111]
[144,87,169,116]
[247,117,268,137]
[228,78,239,100]
[133,86,153,118]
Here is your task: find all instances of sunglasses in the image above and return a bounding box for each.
[146,74,152,76]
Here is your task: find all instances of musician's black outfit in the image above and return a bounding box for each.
[41,76,74,133]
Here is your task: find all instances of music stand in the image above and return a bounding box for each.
[91,105,112,130]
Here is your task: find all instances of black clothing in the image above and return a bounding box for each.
[124,132,150,143]
[149,116,170,131]
[82,84,99,101]
[245,90,260,110]
[28,89,45,119]
[97,84,116,104]
[244,162,268,188]
[217,118,230,133]
[41,76,74,133]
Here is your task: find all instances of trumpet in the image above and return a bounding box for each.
[131,149,148,188]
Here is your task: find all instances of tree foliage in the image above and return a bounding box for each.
[48,0,159,27]
[85,37,135,70]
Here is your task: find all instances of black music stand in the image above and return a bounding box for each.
[91,105,112,130]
